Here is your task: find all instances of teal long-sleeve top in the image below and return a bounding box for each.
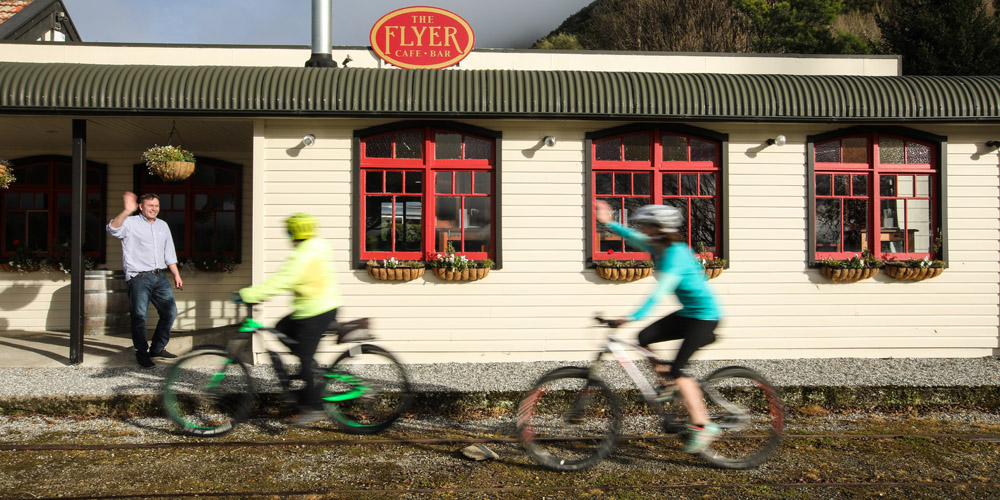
[604,222,721,322]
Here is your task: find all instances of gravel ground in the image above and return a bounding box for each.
[1,357,998,399]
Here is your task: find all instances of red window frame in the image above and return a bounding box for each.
[813,132,939,261]
[360,126,496,262]
[135,160,242,260]
[591,130,722,262]
[0,157,105,260]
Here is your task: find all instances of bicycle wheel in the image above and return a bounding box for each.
[698,366,785,469]
[323,344,413,435]
[516,366,621,472]
[162,348,254,436]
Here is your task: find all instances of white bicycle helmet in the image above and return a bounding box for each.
[630,205,682,232]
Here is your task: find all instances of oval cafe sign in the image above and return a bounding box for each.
[370,6,475,69]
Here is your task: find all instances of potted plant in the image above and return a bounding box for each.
[0,159,14,189]
[366,258,425,281]
[594,253,655,281]
[43,241,97,274]
[181,255,238,274]
[142,145,196,182]
[883,257,945,281]
[818,250,883,282]
[428,244,494,281]
[2,241,42,273]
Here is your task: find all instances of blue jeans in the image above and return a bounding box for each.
[127,272,177,354]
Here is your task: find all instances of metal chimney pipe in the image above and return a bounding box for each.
[305,0,336,67]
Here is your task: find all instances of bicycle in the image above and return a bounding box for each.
[162,302,414,437]
[516,316,785,472]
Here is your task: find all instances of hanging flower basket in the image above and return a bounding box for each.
[432,267,490,281]
[820,266,880,282]
[699,254,726,280]
[0,159,14,189]
[884,259,945,281]
[142,145,196,182]
[596,266,652,281]
[704,266,724,280]
[366,259,425,281]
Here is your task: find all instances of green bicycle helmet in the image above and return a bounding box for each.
[286,213,317,240]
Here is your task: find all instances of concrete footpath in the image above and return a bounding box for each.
[1,329,999,415]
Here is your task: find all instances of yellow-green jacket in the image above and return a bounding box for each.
[239,237,341,319]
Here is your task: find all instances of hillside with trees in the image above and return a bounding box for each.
[532,0,1000,75]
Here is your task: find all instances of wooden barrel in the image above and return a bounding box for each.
[84,270,131,336]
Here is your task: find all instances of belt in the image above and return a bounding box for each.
[136,268,167,275]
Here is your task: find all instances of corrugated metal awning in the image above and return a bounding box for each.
[1,62,999,122]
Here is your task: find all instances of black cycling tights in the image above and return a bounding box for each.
[637,311,717,379]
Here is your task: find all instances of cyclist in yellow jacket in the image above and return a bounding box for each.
[239,213,342,426]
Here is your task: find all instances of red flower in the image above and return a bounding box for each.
[12,240,19,246]
[607,249,615,255]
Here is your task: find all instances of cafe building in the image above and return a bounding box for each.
[1,6,998,365]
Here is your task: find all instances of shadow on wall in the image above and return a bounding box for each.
[46,283,70,331]
[0,279,43,314]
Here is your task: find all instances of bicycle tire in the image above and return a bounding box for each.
[323,344,413,435]
[162,348,255,437]
[698,366,785,469]
[516,366,621,472]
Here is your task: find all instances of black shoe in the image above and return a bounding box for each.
[136,352,155,369]
[149,349,177,359]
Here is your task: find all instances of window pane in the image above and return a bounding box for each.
[216,212,237,252]
[209,194,222,210]
[223,194,235,211]
[455,172,472,194]
[193,166,214,185]
[5,192,17,208]
[195,194,208,210]
[26,212,47,251]
[435,133,462,159]
[816,174,832,196]
[852,174,868,196]
[663,173,679,195]
[634,173,650,195]
[880,137,904,164]
[465,197,491,252]
[465,137,491,160]
[623,197,651,252]
[595,138,621,161]
[435,172,452,194]
[4,212,24,250]
[909,199,932,253]
[435,196,460,252]
[57,212,70,249]
[661,198,688,242]
[596,172,613,194]
[614,173,631,194]
[364,196,392,252]
[662,135,687,161]
[843,137,867,163]
[87,193,101,210]
[86,168,101,186]
[84,212,101,252]
[57,164,71,185]
[366,171,383,193]
[700,174,715,196]
[159,195,171,210]
[681,174,698,195]
[193,212,214,253]
[915,175,930,197]
[692,198,716,251]
[816,199,841,253]
[366,135,392,158]
[834,175,849,196]
[216,168,237,186]
[881,198,902,230]
[598,197,622,253]
[880,175,896,197]
[396,131,422,159]
[396,196,423,252]
[174,194,185,210]
[844,199,867,253]
[20,193,33,208]
[623,134,649,161]
[690,139,716,162]
[897,175,914,197]
[474,172,490,195]
[882,200,908,253]
[815,141,840,163]
[386,171,403,193]
[160,211,184,253]
[907,142,930,164]
[405,171,422,194]
[35,193,46,209]
[24,165,48,184]
[58,193,71,210]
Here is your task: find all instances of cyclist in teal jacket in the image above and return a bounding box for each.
[595,200,722,453]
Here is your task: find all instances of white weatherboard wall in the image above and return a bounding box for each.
[253,119,1000,364]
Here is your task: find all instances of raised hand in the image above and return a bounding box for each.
[123,191,138,213]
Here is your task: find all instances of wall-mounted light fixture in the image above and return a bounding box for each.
[544,136,557,147]
[342,55,353,67]
[302,134,316,147]
[766,135,786,147]
[986,140,1000,149]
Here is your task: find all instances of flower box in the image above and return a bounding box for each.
[884,265,944,281]
[432,267,490,281]
[704,266,724,280]
[596,266,652,281]
[820,266,880,282]
[367,266,425,281]
[1,262,40,273]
